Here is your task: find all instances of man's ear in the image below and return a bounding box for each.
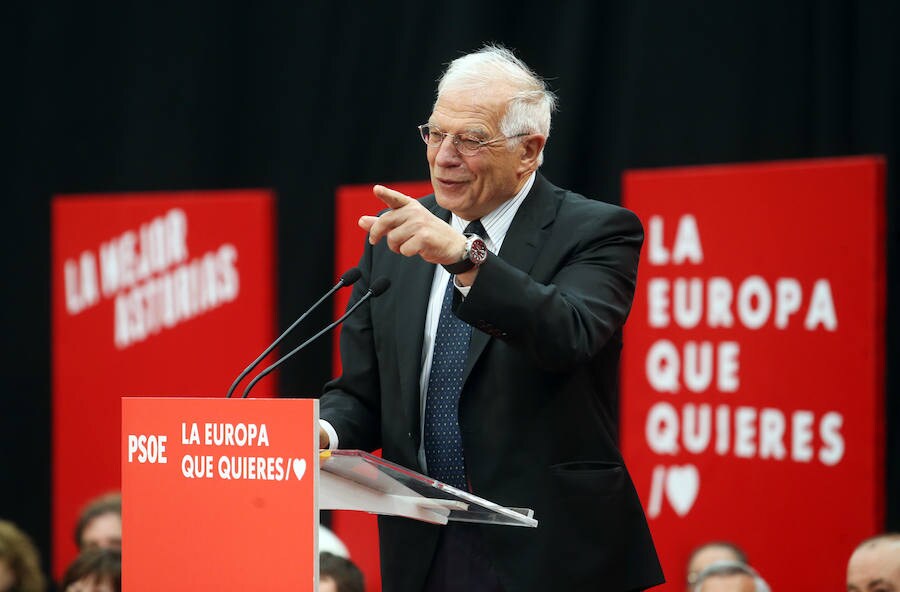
[517,134,546,174]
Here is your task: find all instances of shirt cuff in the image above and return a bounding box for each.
[453,276,472,297]
[319,419,339,450]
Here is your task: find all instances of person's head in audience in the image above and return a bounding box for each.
[318,525,350,559]
[0,520,46,592]
[319,552,364,592]
[60,548,120,592]
[692,560,770,592]
[74,493,121,551]
[686,542,747,591]
[847,533,900,592]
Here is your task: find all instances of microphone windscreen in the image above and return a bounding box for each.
[369,277,391,296]
[340,267,362,286]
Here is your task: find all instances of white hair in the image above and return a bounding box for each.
[693,560,771,592]
[436,44,558,165]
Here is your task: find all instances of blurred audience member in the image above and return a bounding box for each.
[692,560,770,592]
[74,493,121,551]
[320,552,363,592]
[686,541,747,590]
[319,525,350,559]
[60,548,120,592]
[0,520,46,592]
[847,533,900,592]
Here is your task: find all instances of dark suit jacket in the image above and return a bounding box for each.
[320,174,664,592]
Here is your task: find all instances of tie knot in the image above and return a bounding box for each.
[464,219,486,239]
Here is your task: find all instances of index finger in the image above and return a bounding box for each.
[373,185,414,210]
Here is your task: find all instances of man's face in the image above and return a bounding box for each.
[697,573,756,592]
[80,512,122,550]
[687,547,742,591]
[318,576,337,592]
[64,575,115,592]
[426,86,529,221]
[847,541,900,592]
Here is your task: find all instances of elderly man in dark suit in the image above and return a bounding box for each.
[318,44,663,592]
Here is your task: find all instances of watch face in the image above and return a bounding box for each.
[469,238,488,265]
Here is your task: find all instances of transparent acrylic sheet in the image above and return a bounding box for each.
[320,450,537,527]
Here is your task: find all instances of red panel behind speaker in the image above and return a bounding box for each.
[332,180,434,592]
[621,156,885,591]
[51,190,276,577]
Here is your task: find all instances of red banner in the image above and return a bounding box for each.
[51,191,276,576]
[331,180,434,592]
[621,157,885,591]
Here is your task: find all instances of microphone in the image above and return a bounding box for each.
[241,276,391,398]
[225,268,362,398]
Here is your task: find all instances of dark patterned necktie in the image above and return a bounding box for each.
[423,220,485,490]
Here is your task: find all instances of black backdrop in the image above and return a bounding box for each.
[5,0,898,573]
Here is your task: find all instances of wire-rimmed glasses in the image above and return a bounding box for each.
[417,124,530,156]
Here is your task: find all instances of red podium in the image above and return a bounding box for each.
[122,398,536,590]
[122,398,320,590]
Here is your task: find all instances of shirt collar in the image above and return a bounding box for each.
[450,171,536,252]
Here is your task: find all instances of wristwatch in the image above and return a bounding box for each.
[442,234,488,274]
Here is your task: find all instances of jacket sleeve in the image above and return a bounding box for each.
[318,242,383,452]
[454,203,643,372]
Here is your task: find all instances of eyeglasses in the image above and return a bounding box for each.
[690,561,769,592]
[417,124,530,156]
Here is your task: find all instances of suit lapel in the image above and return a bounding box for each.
[395,199,449,451]
[495,174,558,274]
[462,174,559,382]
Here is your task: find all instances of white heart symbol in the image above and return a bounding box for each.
[292,458,306,481]
[665,464,699,516]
